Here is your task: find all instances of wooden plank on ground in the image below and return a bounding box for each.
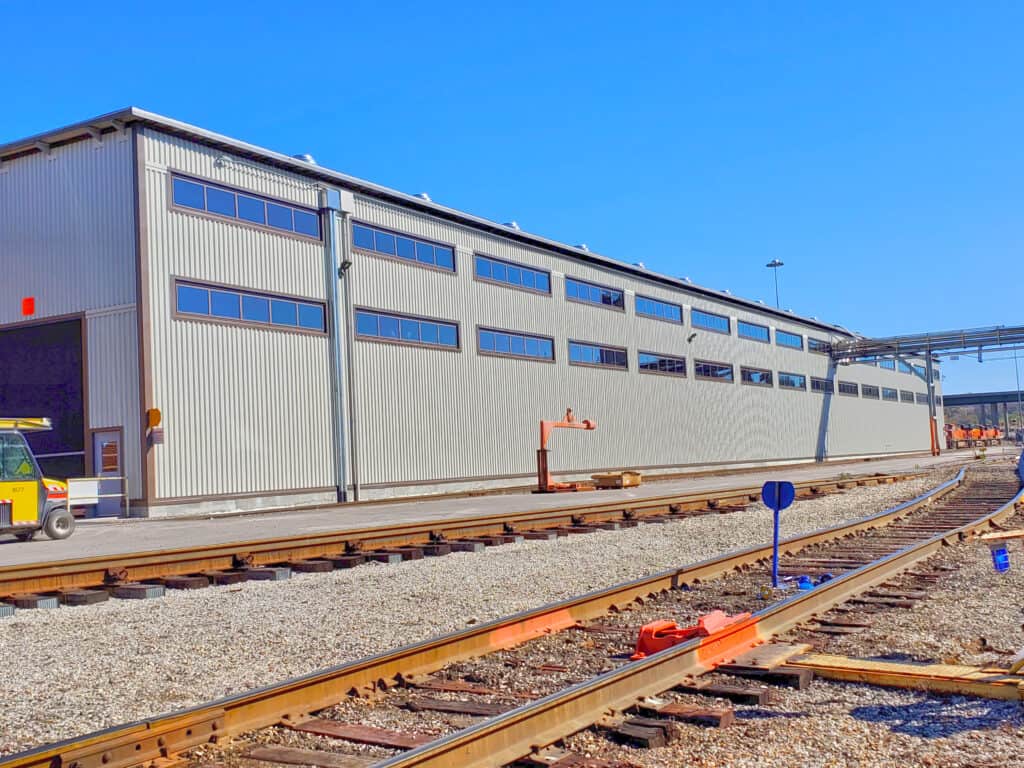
[403,696,512,716]
[245,746,375,768]
[728,643,811,670]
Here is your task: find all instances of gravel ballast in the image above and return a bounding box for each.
[0,469,956,754]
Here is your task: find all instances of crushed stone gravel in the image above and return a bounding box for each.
[0,468,957,755]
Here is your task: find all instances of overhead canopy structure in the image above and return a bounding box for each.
[831,325,1024,361]
[942,391,1023,408]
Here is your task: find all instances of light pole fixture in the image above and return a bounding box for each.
[765,259,784,308]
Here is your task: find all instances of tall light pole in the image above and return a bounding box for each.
[766,259,784,308]
[1015,348,1023,443]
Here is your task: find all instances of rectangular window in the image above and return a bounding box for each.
[171,174,320,239]
[635,295,683,323]
[811,377,835,394]
[355,308,458,349]
[862,384,880,399]
[695,359,734,382]
[776,330,803,350]
[838,381,859,396]
[478,327,554,361]
[737,320,770,343]
[882,387,899,401]
[175,280,326,333]
[638,352,687,376]
[741,366,773,386]
[880,359,896,370]
[351,222,455,272]
[565,277,625,310]
[474,254,551,294]
[913,364,926,379]
[855,356,877,366]
[916,392,929,405]
[898,360,914,374]
[778,372,806,390]
[900,389,915,403]
[568,340,628,369]
[691,309,730,334]
[808,338,830,354]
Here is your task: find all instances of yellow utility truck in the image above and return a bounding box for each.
[0,418,74,541]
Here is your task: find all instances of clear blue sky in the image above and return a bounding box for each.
[4,1,1022,394]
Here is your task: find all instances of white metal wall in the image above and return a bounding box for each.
[0,135,136,324]
[349,197,942,488]
[86,307,142,498]
[142,130,334,500]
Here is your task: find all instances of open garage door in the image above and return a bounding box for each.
[0,318,85,479]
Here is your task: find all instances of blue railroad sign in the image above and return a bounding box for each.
[762,480,796,589]
[762,480,796,512]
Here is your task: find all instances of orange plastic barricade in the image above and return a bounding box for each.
[630,610,752,660]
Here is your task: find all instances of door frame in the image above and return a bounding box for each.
[88,425,125,514]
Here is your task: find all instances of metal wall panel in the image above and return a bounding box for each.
[142,130,334,500]
[0,135,135,324]
[349,196,941,488]
[86,307,142,498]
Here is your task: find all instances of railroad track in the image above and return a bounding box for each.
[4,465,1017,768]
[0,471,917,604]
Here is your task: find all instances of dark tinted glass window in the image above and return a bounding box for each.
[808,338,830,354]
[354,309,458,349]
[475,254,551,294]
[237,195,266,224]
[692,309,730,334]
[210,290,240,319]
[177,284,209,314]
[882,387,899,401]
[298,304,326,331]
[778,372,806,389]
[838,381,859,396]
[206,187,236,217]
[173,178,205,210]
[569,341,627,369]
[478,328,554,361]
[565,277,624,309]
[695,360,734,381]
[636,296,683,323]
[638,352,686,376]
[738,321,770,342]
[862,385,880,399]
[741,367,772,386]
[880,359,896,370]
[353,223,456,272]
[242,295,270,323]
[776,330,803,349]
[811,377,835,394]
[293,210,320,238]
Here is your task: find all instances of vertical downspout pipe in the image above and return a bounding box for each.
[320,189,348,502]
[925,352,939,456]
[337,203,361,501]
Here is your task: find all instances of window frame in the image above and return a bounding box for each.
[810,377,835,394]
[637,350,687,378]
[900,389,915,403]
[351,221,458,275]
[171,277,328,336]
[694,359,735,383]
[837,381,859,397]
[167,171,322,242]
[567,339,629,371]
[775,329,804,350]
[862,384,881,399]
[476,325,556,363]
[915,392,929,405]
[564,276,626,312]
[354,307,461,352]
[737,320,770,343]
[740,366,773,387]
[807,338,831,355]
[634,295,684,325]
[691,308,731,335]
[882,387,899,402]
[473,253,552,296]
[778,371,807,391]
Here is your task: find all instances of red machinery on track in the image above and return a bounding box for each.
[535,408,596,493]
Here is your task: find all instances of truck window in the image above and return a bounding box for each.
[0,433,40,481]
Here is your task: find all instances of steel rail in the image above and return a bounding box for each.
[0,472,915,599]
[381,471,1024,768]
[0,469,963,768]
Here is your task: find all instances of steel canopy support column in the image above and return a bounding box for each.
[321,189,348,502]
[925,352,939,456]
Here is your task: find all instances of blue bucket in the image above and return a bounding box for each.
[990,544,1010,573]
[797,575,814,590]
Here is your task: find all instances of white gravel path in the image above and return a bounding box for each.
[0,471,950,755]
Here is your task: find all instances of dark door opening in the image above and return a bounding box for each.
[0,318,85,479]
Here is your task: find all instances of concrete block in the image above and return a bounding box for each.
[163,574,211,589]
[290,559,335,573]
[112,583,166,600]
[245,566,291,581]
[365,552,403,565]
[61,589,110,606]
[0,604,14,618]
[450,540,485,553]
[328,554,366,569]
[11,594,60,609]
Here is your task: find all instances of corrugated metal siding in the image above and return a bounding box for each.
[143,130,334,499]
[350,196,939,486]
[0,136,135,324]
[86,307,142,498]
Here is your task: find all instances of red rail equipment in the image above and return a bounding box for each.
[536,408,597,493]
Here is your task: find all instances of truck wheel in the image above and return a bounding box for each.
[43,508,75,540]
[14,530,37,542]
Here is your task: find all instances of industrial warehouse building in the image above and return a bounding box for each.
[0,108,944,516]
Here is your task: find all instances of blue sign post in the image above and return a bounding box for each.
[762,480,796,589]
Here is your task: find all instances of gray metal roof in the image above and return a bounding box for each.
[0,107,852,336]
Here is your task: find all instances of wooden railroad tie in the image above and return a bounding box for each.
[246,745,375,768]
[288,718,433,749]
